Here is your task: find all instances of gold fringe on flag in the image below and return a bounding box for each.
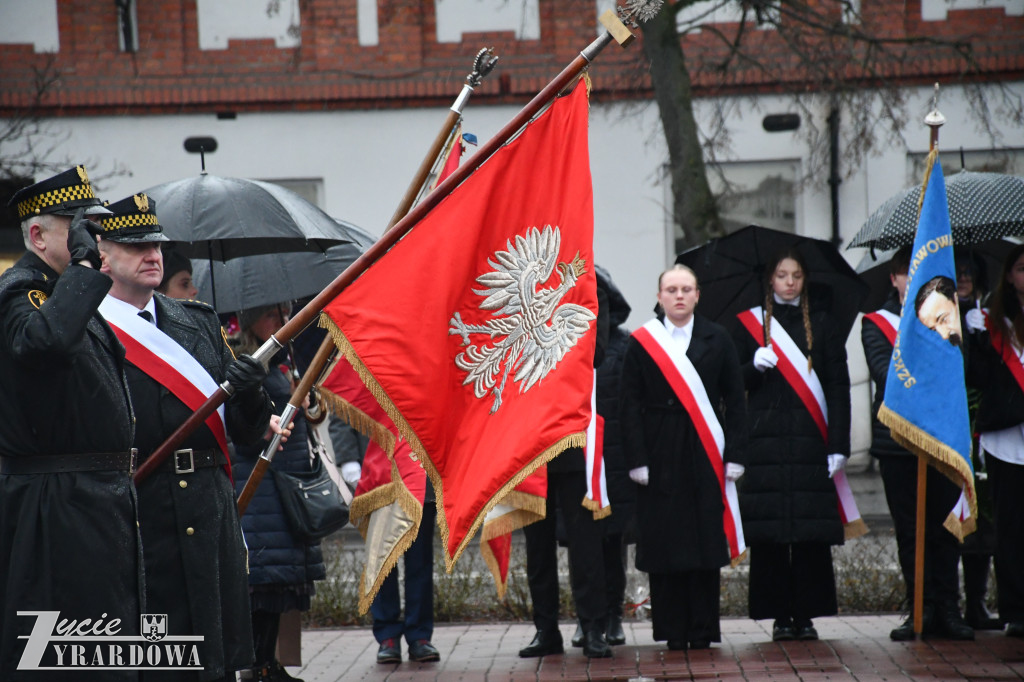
[322,314,587,572]
[479,540,510,601]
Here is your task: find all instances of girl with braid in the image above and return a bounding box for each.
[732,248,851,642]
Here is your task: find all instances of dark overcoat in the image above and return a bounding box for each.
[732,302,849,546]
[0,253,142,681]
[129,293,271,681]
[619,315,747,573]
[231,359,326,593]
[862,292,910,458]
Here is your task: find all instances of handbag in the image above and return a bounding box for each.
[271,446,350,542]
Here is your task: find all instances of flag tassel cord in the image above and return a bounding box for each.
[316,387,397,455]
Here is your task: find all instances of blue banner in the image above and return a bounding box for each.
[878,154,975,534]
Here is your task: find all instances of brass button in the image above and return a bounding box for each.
[186,527,195,536]
[179,480,187,489]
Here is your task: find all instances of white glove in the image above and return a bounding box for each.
[753,346,778,372]
[629,466,649,486]
[827,454,847,479]
[725,463,745,481]
[340,461,362,486]
[965,307,986,333]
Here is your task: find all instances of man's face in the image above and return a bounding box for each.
[34,216,73,274]
[101,241,164,292]
[917,290,962,346]
[657,269,700,327]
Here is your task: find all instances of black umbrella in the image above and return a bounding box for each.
[676,224,869,339]
[189,221,376,314]
[848,170,1024,251]
[144,173,362,260]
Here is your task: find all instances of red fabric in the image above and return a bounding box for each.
[986,315,1024,397]
[864,312,898,345]
[323,83,596,564]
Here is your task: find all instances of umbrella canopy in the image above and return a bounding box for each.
[189,221,376,313]
[676,224,869,339]
[848,170,1024,251]
[144,173,363,260]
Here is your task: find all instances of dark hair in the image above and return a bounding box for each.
[889,246,911,277]
[159,249,192,291]
[913,275,956,315]
[989,243,1024,348]
[763,247,813,370]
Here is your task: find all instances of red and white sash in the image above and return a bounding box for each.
[583,370,610,519]
[985,312,1024,397]
[100,296,229,460]
[863,309,899,346]
[738,306,866,539]
[632,319,746,563]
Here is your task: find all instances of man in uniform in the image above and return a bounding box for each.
[96,193,273,681]
[0,166,142,681]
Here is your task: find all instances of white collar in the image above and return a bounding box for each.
[663,315,694,338]
[773,292,801,306]
[105,294,158,325]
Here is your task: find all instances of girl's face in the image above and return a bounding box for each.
[771,257,804,302]
[1006,253,1024,298]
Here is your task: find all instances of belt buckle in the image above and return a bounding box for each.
[174,449,195,474]
[129,448,138,474]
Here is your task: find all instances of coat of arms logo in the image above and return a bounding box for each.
[141,614,167,642]
[449,225,596,413]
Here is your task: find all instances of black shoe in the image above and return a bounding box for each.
[377,638,401,664]
[518,630,563,658]
[965,599,1002,630]
[794,619,818,641]
[606,613,626,646]
[929,604,974,641]
[890,615,916,642]
[1006,622,1024,637]
[408,639,440,662]
[688,639,711,650]
[582,631,612,658]
[267,660,304,682]
[772,619,795,642]
[667,639,687,651]
[571,621,584,648]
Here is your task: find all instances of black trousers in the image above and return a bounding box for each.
[748,543,837,621]
[649,569,721,643]
[524,470,606,634]
[878,455,961,608]
[987,454,1024,623]
[603,533,627,617]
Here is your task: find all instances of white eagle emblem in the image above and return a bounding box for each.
[449,225,596,413]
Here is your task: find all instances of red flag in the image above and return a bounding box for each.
[323,82,597,568]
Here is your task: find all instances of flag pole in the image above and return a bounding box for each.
[136,2,655,485]
[234,48,497,508]
[912,83,946,636]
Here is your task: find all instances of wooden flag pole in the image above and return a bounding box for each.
[234,48,497,510]
[137,3,654,485]
[913,83,946,636]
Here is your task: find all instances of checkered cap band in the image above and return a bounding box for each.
[102,213,160,231]
[16,183,97,219]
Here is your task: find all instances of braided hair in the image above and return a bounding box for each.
[764,247,814,371]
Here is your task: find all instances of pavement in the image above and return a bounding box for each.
[287,616,1024,681]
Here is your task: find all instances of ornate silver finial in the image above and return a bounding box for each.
[466,47,499,87]
[924,82,946,128]
[617,0,665,27]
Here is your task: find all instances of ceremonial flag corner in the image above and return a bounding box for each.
[322,80,599,571]
[878,149,977,539]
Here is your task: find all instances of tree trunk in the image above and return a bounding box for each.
[641,4,722,252]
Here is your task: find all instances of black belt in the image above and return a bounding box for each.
[147,448,227,475]
[0,450,137,475]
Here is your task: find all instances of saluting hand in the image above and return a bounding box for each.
[67,207,104,269]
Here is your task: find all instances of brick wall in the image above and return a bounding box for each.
[0,0,1021,116]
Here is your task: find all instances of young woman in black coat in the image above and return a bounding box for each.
[964,243,1024,639]
[733,248,850,642]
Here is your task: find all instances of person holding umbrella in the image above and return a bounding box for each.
[619,264,747,650]
[732,247,849,642]
[229,302,328,680]
[861,247,974,641]
[96,193,275,681]
[963,243,1024,639]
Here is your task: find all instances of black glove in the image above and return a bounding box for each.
[225,354,267,394]
[67,208,104,269]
